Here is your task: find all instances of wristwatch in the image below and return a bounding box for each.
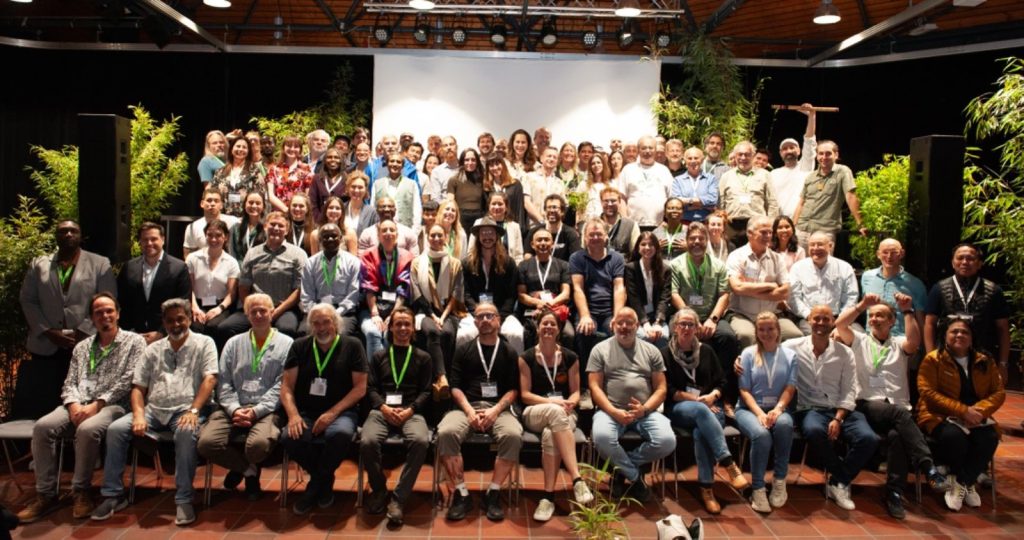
[832,416,844,424]
[709,315,720,323]
[188,407,200,415]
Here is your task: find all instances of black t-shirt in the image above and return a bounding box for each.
[521,346,578,399]
[525,225,581,262]
[284,334,368,416]
[450,338,519,405]
[516,257,570,296]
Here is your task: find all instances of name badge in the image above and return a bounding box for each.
[547,392,564,400]
[381,291,397,302]
[539,291,554,302]
[81,379,96,396]
[688,295,704,307]
[481,382,499,398]
[869,375,887,389]
[479,293,494,304]
[201,296,217,308]
[310,377,328,396]
[241,379,261,393]
[228,193,242,204]
[385,392,403,406]
[320,294,334,306]
[762,395,779,408]
[686,386,702,396]
[738,194,753,205]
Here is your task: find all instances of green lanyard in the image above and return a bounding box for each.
[313,336,340,377]
[57,264,75,288]
[686,254,709,291]
[385,250,398,286]
[389,345,413,388]
[869,339,890,371]
[249,329,275,374]
[321,256,337,287]
[89,339,116,374]
[665,224,683,256]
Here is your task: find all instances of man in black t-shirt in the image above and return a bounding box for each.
[280,304,368,516]
[525,194,581,262]
[437,303,522,523]
[516,228,574,349]
[359,307,432,526]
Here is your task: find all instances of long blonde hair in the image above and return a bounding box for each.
[753,311,781,367]
[437,199,464,257]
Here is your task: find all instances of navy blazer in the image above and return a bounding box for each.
[116,253,191,334]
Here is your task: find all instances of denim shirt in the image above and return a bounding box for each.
[216,329,293,418]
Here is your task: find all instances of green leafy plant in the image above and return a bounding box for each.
[568,461,636,540]
[845,155,913,269]
[250,64,370,152]
[566,191,590,218]
[25,105,190,255]
[0,196,54,418]
[653,33,764,149]
[962,57,1024,347]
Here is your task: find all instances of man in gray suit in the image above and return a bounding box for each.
[18,220,116,419]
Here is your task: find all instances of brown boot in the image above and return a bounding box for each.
[72,491,95,519]
[700,487,721,514]
[16,494,59,523]
[725,462,750,490]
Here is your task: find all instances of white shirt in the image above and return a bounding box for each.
[427,162,459,204]
[620,162,673,227]
[783,336,859,412]
[183,215,240,251]
[769,136,817,217]
[186,249,241,307]
[850,330,911,409]
[725,244,788,319]
[787,256,859,319]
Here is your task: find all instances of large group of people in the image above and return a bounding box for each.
[12,115,1010,529]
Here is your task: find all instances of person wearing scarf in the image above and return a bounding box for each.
[411,224,464,381]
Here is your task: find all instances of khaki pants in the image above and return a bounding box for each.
[197,409,280,473]
[437,407,522,462]
[33,404,125,496]
[522,403,577,457]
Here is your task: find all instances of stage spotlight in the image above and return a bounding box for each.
[452,26,467,45]
[618,26,634,48]
[540,19,557,47]
[373,24,391,44]
[490,21,507,46]
[413,22,430,43]
[582,29,598,49]
[655,30,671,48]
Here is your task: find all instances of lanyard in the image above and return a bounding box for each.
[89,339,116,374]
[313,336,340,377]
[389,345,413,388]
[57,264,75,288]
[552,225,563,247]
[476,339,500,382]
[536,348,561,394]
[686,254,708,290]
[291,226,305,247]
[868,338,890,372]
[689,174,701,197]
[246,225,258,249]
[324,175,344,194]
[385,250,398,285]
[321,256,338,287]
[536,257,553,288]
[665,224,683,255]
[763,350,778,392]
[250,329,275,374]
[952,277,980,311]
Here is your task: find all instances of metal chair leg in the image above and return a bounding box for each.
[204,460,213,507]
[356,453,364,508]
[56,438,66,495]
[2,440,23,494]
[129,448,138,504]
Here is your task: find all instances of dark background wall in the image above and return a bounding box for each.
[0,46,1011,220]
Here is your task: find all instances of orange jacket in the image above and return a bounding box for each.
[916,348,1005,435]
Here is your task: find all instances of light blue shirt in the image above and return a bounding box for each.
[670,171,719,222]
[787,256,859,319]
[738,345,798,410]
[859,266,926,336]
[300,250,362,316]
[217,329,292,418]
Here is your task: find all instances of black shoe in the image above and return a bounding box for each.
[884,490,906,520]
[386,498,404,526]
[224,470,244,490]
[244,471,263,501]
[366,490,388,515]
[484,489,504,521]
[292,488,317,515]
[446,490,473,521]
[626,477,652,504]
[927,468,950,493]
[610,472,628,499]
[688,517,705,540]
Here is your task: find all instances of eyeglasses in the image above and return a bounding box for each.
[674,321,697,329]
[475,313,497,321]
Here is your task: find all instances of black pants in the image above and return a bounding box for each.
[929,421,999,486]
[12,350,72,420]
[420,315,458,376]
[856,400,934,493]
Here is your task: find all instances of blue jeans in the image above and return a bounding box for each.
[669,401,730,485]
[360,309,389,361]
[280,410,359,490]
[101,410,202,504]
[794,409,878,486]
[734,407,794,489]
[591,410,675,482]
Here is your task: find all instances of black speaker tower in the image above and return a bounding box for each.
[78,114,132,263]
[906,135,965,287]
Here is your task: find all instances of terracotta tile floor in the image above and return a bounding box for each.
[4,394,1023,539]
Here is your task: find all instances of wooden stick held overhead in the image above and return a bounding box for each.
[772,104,840,113]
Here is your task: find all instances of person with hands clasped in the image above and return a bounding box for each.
[279,304,368,516]
[664,308,749,514]
[518,308,594,522]
[734,311,797,513]
[359,220,415,360]
[359,307,433,526]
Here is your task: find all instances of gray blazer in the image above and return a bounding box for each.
[20,250,116,356]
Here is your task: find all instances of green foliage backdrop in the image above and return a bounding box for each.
[845,155,912,269]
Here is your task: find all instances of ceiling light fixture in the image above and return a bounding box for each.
[10,0,33,3]
[908,20,939,36]
[614,0,641,18]
[413,16,430,43]
[373,23,391,44]
[813,0,841,25]
[490,19,507,46]
[540,18,558,47]
[452,25,467,45]
[203,0,232,8]
[655,30,671,48]
[408,0,435,10]
[617,23,634,48]
[582,28,598,49]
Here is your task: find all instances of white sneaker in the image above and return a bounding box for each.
[964,484,982,508]
[750,488,771,513]
[533,498,555,522]
[573,480,594,504]
[770,479,788,508]
[827,482,855,511]
[945,482,967,511]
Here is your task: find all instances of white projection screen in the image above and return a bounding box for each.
[372,54,661,152]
